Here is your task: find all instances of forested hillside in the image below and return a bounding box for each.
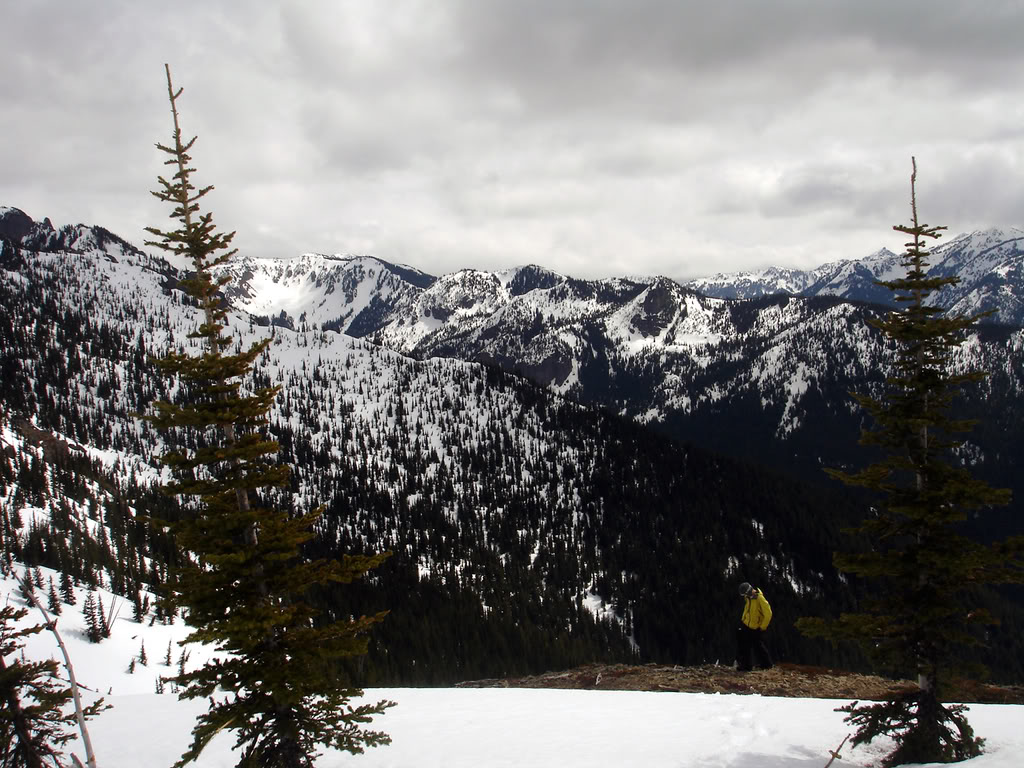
[2,210,1022,684]
[364,267,1024,545]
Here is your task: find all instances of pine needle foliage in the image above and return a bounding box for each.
[798,159,1024,766]
[142,64,393,768]
[0,603,104,768]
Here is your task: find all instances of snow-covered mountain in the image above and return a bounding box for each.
[2,206,890,684]
[367,265,1024,522]
[217,252,434,336]
[8,204,1021,507]
[0,204,146,261]
[3,205,1024,686]
[687,228,1024,325]
[211,233,1020,497]
[927,229,1024,322]
[685,248,903,304]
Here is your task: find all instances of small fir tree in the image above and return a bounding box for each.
[82,592,103,645]
[799,160,1024,766]
[142,64,393,768]
[176,649,189,679]
[58,572,74,607]
[0,603,104,768]
[131,592,145,623]
[95,595,110,640]
[45,580,61,617]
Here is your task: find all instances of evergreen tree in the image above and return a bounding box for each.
[142,64,392,768]
[95,595,110,640]
[82,592,103,645]
[45,579,61,617]
[799,160,1024,766]
[58,572,74,607]
[131,591,145,623]
[0,603,102,768]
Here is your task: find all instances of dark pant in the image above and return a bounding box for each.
[736,625,772,670]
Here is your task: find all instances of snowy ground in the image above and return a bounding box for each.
[5,568,1023,768]
[73,687,1024,768]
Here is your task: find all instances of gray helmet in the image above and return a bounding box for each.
[738,582,752,596]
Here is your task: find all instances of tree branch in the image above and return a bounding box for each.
[18,572,99,768]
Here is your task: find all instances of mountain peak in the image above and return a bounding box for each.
[686,227,1024,324]
[501,264,566,296]
[1,206,145,262]
[0,206,48,243]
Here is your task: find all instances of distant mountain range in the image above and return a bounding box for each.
[6,203,1023,494]
[7,202,1023,499]
[3,204,1024,684]
[685,228,1024,325]
[202,225,1024,499]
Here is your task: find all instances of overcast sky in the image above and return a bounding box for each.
[4,1,1024,281]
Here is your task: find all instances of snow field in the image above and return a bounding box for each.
[76,687,1024,768]
[5,560,1024,767]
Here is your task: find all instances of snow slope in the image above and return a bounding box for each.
[5,570,1022,768]
[46,682,1024,768]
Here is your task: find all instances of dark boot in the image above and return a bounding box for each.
[735,625,754,671]
[754,633,773,669]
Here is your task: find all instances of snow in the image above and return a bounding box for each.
[581,591,616,622]
[6,220,1024,768]
[55,684,1024,768]
[5,569,1024,768]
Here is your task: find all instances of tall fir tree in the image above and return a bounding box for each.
[142,64,393,768]
[799,159,1024,766]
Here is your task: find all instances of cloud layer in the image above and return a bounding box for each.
[4,1,1024,280]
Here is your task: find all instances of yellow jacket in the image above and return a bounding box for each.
[742,589,772,630]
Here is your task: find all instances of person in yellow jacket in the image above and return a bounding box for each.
[736,582,773,671]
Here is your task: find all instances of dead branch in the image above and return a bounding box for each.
[824,733,850,768]
[18,572,99,768]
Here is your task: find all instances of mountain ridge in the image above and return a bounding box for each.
[686,228,1024,325]
[3,205,1023,684]
[1,205,896,684]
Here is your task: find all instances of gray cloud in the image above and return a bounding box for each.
[1,1,1023,281]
